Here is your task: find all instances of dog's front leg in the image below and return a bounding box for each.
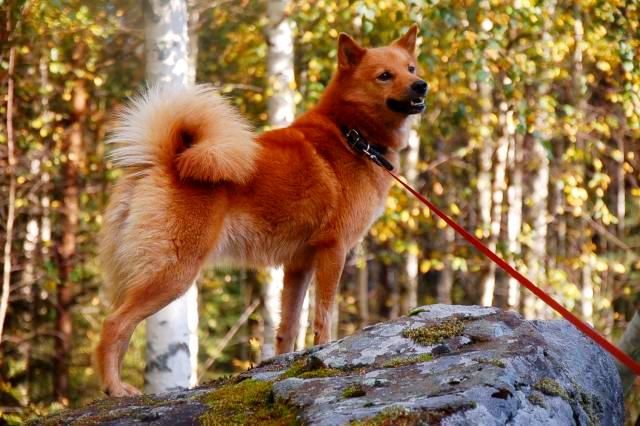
[313,246,346,345]
[276,262,314,354]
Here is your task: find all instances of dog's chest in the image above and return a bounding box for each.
[340,178,388,247]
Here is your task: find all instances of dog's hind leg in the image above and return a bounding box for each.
[276,255,314,354]
[95,262,202,397]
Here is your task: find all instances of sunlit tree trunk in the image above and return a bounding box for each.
[571,4,594,325]
[402,122,420,311]
[476,0,495,306]
[54,76,86,403]
[506,132,523,310]
[477,71,494,303]
[523,0,555,319]
[482,103,509,307]
[262,0,295,358]
[143,0,198,394]
[295,290,309,350]
[356,242,369,326]
[261,268,282,359]
[0,38,16,345]
[435,138,453,304]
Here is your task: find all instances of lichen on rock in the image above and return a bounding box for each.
[401,317,465,346]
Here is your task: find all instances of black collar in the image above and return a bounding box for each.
[341,127,394,171]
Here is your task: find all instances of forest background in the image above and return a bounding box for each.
[1,0,639,423]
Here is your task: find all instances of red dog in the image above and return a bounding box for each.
[95,25,426,397]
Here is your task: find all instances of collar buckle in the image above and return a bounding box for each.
[342,127,394,171]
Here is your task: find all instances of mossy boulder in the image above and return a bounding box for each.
[36,305,624,425]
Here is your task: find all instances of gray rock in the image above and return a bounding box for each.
[37,305,624,425]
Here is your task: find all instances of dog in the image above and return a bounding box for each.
[95,25,427,397]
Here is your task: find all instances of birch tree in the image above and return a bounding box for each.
[476,1,496,307]
[505,130,523,309]
[402,122,421,311]
[0,29,16,345]
[523,0,555,319]
[261,0,296,360]
[143,0,198,393]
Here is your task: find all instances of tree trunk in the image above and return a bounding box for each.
[265,0,295,127]
[356,242,369,326]
[572,4,594,325]
[436,138,453,305]
[402,122,420,311]
[143,0,198,394]
[506,132,523,310]
[54,77,86,403]
[477,71,495,306]
[261,267,283,359]
[477,1,495,306]
[262,0,295,356]
[0,39,16,345]
[295,290,309,350]
[523,1,555,319]
[481,103,509,307]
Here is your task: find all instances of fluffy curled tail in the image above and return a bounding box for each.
[108,84,258,183]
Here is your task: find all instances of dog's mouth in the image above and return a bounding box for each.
[386,96,426,115]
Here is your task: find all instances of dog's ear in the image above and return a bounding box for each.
[392,24,419,54]
[338,33,366,69]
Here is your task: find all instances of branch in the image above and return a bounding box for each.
[198,298,261,381]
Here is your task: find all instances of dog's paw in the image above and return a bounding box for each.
[104,381,142,398]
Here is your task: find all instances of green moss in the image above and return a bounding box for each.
[342,384,366,398]
[527,391,546,408]
[382,353,433,368]
[278,359,308,379]
[401,318,465,346]
[199,379,299,426]
[279,357,343,380]
[298,368,343,379]
[576,388,600,426]
[350,407,418,426]
[533,378,569,400]
[408,307,429,317]
[476,358,506,368]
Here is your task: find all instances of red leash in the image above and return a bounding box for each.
[386,169,640,376]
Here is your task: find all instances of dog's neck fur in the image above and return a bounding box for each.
[313,78,411,152]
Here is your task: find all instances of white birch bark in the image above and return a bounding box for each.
[403,123,421,310]
[477,66,494,305]
[523,0,555,319]
[506,132,523,310]
[481,103,509,307]
[476,0,495,306]
[356,242,369,326]
[573,7,594,326]
[261,267,283,359]
[262,0,296,358]
[296,291,310,350]
[143,0,198,393]
[0,43,16,343]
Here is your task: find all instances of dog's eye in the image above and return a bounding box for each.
[408,65,416,73]
[377,71,393,81]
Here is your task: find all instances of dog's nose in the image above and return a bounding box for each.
[411,80,428,96]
